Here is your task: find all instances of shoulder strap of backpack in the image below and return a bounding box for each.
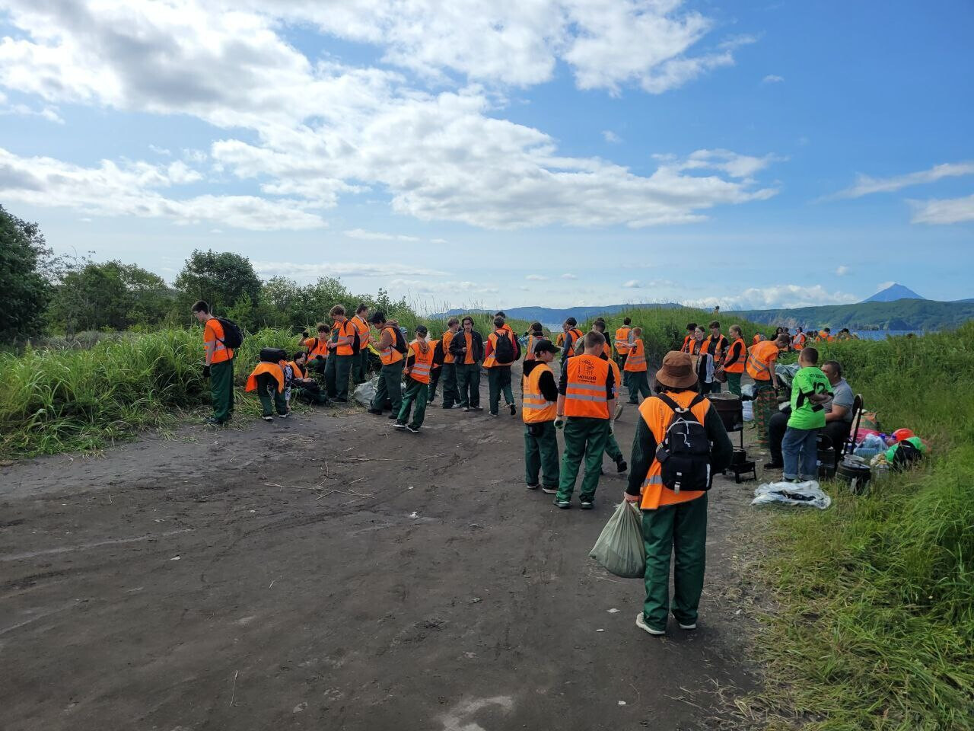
[654,392,681,413]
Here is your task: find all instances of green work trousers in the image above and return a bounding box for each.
[371,360,404,414]
[210,358,234,423]
[725,372,742,396]
[353,349,370,385]
[255,372,287,417]
[524,421,560,488]
[326,354,354,400]
[397,377,428,428]
[627,371,651,403]
[556,417,610,503]
[641,494,708,631]
[487,366,514,414]
[455,362,481,408]
[604,430,624,464]
[440,362,459,407]
[295,385,328,405]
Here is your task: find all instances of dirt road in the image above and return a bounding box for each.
[1,377,762,731]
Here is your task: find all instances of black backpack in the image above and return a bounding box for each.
[891,440,923,471]
[494,330,515,362]
[654,393,713,493]
[214,317,243,349]
[391,327,409,354]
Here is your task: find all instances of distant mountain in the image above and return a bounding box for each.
[730,299,974,332]
[862,283,926,303]
[432,303,681,325]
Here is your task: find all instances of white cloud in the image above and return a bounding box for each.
[0,0,777,230]
[148,144,172,156]
[691,284,857,310]
[344,228,420,241]
[0,147,324,230]
[622,279,641,288]
[254,262,448,281]
[389,278,499,295]
[525,274,548,281]
[830,162,974,199]
[0,98,63,123]
[909,194,974,225]
[762,74,784,83]
[561,273,578,279]
[430,238,448,244]
[836,265,850,276]
[603,130,622,144]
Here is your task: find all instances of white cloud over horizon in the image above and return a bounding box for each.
[829,162,974,199]
[253,261,448,281]
[691,284,858,310]
[909,194,974,225]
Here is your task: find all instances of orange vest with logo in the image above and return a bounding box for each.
[204,319,234,364]
[406,341,434,384]
[746,341,780,381]
[625,338,647,372]
[522,363,557,423]
[564,355,611,419]
[246,362,285,393]
[352,315,371,348]
[442,329,457,364]
[723,338,746,374]
[615,327,632,355]
[333,319,355,356]
[638,391,712,510]
[484,329,515,368]
[303,336,329,360]
[379,326,404,366]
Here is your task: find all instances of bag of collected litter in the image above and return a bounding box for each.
[589,502,645,579]
[751,480,831,510]
[353,377,378,408]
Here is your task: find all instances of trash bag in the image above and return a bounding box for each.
[589,502,645,579]
[353,377,378,408]
[751,480,831,510]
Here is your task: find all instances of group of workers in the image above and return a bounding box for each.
[193,298,857,637]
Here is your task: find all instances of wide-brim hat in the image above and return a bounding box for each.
[655,351,698,389]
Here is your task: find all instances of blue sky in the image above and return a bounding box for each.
[0,0,971,312]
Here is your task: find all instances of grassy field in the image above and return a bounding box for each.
[748,323,974,729]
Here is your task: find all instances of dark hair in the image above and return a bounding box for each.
[533,339,558,356]
[565,317,577,327]
[709,321,720,329]
[686,322,697,331]
[800,347,819,365]
[329,304,346,317]
[530,321,543,334]
[594,317,606,325]
[191,300,209,314]
[493,315,505,327]
[370,311,386,325]
[592,321,606,332]
[462,316,474,326]
[583,331,605,349]
[494,311,506,318]
[447,317,460,327]
[293,351,306,361]
[840,328,850,333]
[356,303,369,315]
[623,317,631,325]
[316,322,329,332]
[823,327,831,333]
[416,325,428,336]
[823,360,842,377]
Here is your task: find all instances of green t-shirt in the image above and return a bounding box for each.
[787,366,833,430]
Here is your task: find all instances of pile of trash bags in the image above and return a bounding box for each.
[752,480,832,510]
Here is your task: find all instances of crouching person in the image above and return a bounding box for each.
[288,352,329,406]
[246,358,289,421]
[522,339,560,493]
[624,351,732,636]
[395,325,433,433]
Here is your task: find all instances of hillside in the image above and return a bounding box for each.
[432,302,680,325]
[862,283,926,302]
[731,299,974,331]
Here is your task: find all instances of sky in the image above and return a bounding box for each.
[0,0,972,313]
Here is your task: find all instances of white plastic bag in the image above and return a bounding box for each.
[742,401,754,422]
[589,502,645,578]
[751,480,831,510]
[353,377,378,407]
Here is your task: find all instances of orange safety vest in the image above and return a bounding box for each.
[524,333,541,362]
[563,354,611,419]
[442,329,457,364]
[704,333,727,360]
[352,315,371,348]
[723,338,746,374]
[288,360,305,380]
[484,329,515,368]
[333,319,355,356]
[752,334,761,345]
[793,332,806,348]
[429,340,441,370]
[556,332,565,347]
[624,338,647,372]
[379,326,404,366]
[564,328,583,357]
[681,334,693,353]
[687,338,705,355]
[204,318,234,364]
[405,340,434,384]
[607,357,622,401]
[303,336,329,360]
[522,363,557,423]
[615,326,632,355]
[638,390,712,510]
[746,340,780,381]
[245,362,285,393]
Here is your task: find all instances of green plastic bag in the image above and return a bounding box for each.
[589,502,645,579]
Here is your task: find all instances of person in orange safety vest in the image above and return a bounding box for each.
[394,325,434,433]
[522,339,561,493]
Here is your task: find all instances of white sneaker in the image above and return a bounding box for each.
[679,622,697,630]
[635,613,665,636]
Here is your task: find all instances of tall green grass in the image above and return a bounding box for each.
[750,323,974,729]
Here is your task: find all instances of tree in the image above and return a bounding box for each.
[0,205,52,343]
[174,250,262,317]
